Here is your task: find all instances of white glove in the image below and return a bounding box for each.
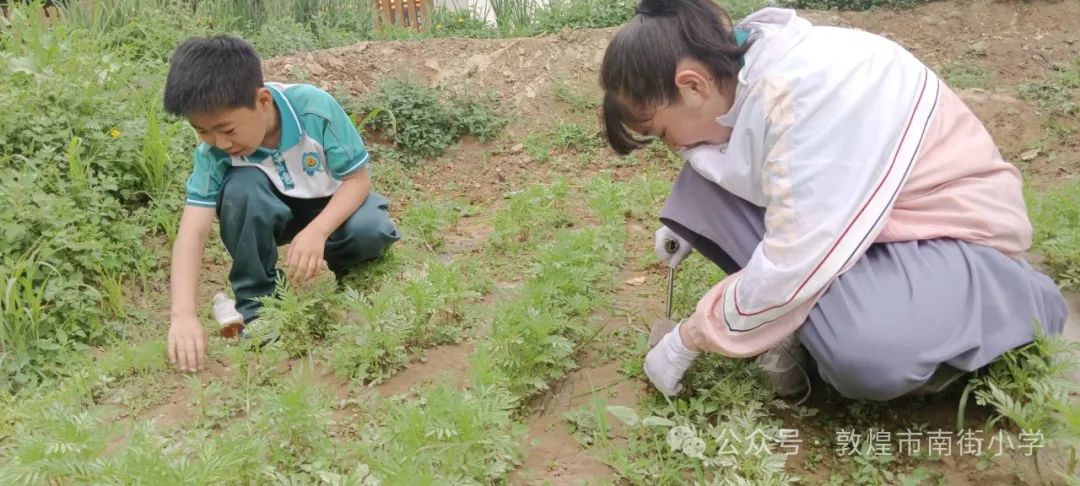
[644,323,700,396]
[654,226,691,268]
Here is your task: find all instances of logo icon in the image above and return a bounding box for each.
[301,151,323,176]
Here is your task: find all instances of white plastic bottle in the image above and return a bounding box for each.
[212,292,244,326]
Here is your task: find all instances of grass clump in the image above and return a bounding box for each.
[400,199,470,250]
[473,226,624,398]
[251,276,342,357]
[357,80,509,160]
[1026,179,1080,289]
[532,0,637,32]
[490,180,573,251]
[0,9,182,389]
[941,63,991,90]
[327,258,484,384]
[603,363,794,484]
[1018,56,1080,145]
[585,171,670,224]
[960,330,1080,483]
[362,384,523,483]
[524,121,604,163]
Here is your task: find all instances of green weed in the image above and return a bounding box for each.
[524,121,604,163]
[722,0,775,19]
[63,0,374,54]
[249,16,319,57]
[328,258,482,384]
[620,138,684,169]
[959,329,1080,482]
[254,365,336,472]
[490,179,572,251]
[565,398,614,447]
[473,224,624,399]
[252,275,342,357]
[941,63,991,90]
[585,171,670,224]
[400,199,468,250]
[489,0,535,33]
[1026,179,1080,289]
[429,7,498,38]
[1019,82,1078,117]
[1018,57,1080,146]
[532,0,636,32]
[669,252,729,319]
[366,146,417,197]
[362,384,523,483]
[553,77,601,113]
[0,2,185,386]
[98,339,169,379]
[356,80,509,160]
[1061,57,1080,89]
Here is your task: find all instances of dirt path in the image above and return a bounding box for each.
[375,342,476,396]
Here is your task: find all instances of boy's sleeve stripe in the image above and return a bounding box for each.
[185,198,217,208]
[339,152,370,176]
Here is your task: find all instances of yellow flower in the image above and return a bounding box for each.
[109,128,121,139]
[457,17,464,23]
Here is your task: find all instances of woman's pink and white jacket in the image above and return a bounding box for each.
[679,8,1032,357]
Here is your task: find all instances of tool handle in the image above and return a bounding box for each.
[666,267,675,320]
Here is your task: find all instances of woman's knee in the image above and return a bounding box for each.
[801,328,935,401]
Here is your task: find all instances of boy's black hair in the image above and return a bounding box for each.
[600,0,751,154]
[163,35,264,116]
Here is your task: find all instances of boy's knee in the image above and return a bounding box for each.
[803,331,933,401]
[329,209,399,261]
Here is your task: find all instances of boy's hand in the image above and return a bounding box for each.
[168,314,207,372]
[286,227,329,283]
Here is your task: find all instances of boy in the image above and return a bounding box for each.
[163,35,399,373]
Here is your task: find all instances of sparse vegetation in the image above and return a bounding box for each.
[356,80,509,160]
[942,62,991,90]
[1027,178,1080,289]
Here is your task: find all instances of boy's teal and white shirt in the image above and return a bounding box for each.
[184,82,369,208]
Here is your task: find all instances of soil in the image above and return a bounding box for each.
[376,342,476,397]
[258,1,1080,483]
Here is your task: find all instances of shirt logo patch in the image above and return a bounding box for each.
[301,151,323,176]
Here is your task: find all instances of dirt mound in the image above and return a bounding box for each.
[263,30,615,119]
[264,2,1077,184]
[261,12,849,123]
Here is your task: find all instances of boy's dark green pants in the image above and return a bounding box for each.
[216,167,399,322]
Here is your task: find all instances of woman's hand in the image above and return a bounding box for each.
[644,320,701,396]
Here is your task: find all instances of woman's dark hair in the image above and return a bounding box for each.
[601,0,751,154]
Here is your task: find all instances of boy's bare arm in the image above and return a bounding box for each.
[286,168,372,282]
[168,205,215,372]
